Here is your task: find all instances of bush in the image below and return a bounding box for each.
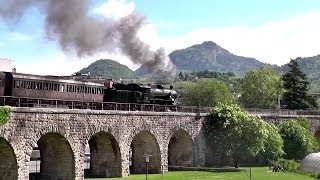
[279,120,319,160]
[278,159,300,172]
[0,106,11,126]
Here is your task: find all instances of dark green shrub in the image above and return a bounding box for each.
[278,159,300,172]
[0,106,11,126]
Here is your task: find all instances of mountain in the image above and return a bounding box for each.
[170,41,272,75]
[77,59,135,80]
[135,41,272,77]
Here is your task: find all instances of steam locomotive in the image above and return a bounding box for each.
[0,71,178,106]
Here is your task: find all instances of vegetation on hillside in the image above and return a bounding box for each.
[77,59,135,80]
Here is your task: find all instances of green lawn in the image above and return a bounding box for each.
[85,167,314,180]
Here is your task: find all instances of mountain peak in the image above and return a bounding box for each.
[202,41,218,47]
[189,41,230,55]
[169,41,267,75]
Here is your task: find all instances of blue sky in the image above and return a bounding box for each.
[1,0,320,75]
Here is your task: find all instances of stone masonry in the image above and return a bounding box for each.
[1,107,320,180]
[0,107,206,180]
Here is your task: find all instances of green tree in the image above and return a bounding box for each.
[279,120,318,160]
[205,103,269,167]
[258,121,284,163]
[239,67,282,109]
[281,59,318,110]
[181,79,234,107]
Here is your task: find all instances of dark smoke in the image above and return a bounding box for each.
[0,0,176,83]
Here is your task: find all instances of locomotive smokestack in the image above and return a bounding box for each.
[0,0,176,83]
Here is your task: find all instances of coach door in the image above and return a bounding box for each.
[4,72,13,96]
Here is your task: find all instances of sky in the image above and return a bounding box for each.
[1,0,320,75]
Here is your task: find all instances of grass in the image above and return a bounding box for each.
[85,167,314,180]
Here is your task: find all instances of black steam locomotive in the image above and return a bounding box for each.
[0,71,177,106]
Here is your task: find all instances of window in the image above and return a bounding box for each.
[0,78,2,87]
[53,84,58,91]
[61,84,65,92]
[15,80,20,88]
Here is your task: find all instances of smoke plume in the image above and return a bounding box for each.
[0,0,176,83]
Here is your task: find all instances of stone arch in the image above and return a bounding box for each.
[0,137,18,180]
[130,130,161,174]
[87,131,121,178]
[37,132,75,180]
[168,129,195,167]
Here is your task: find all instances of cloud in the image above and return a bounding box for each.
[15,51,137,76]
[9,32,32,41]
[94,0,135,19]
[141,12,320,66]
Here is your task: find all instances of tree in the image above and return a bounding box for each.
[180,79,234,107]
[238,67,282,109]
[279,120,319,160]
[258,122,284,163]
[205,103,270,167]
[281,59,318,110]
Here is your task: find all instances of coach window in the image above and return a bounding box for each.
[61,84,64,92]
[39,82,42,90]
[15,80,19,88]
[0,78,2,87]
[26,81,30,89]
[53,84,57,91]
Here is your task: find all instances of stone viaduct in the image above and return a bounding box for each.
[1,107,320,180]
